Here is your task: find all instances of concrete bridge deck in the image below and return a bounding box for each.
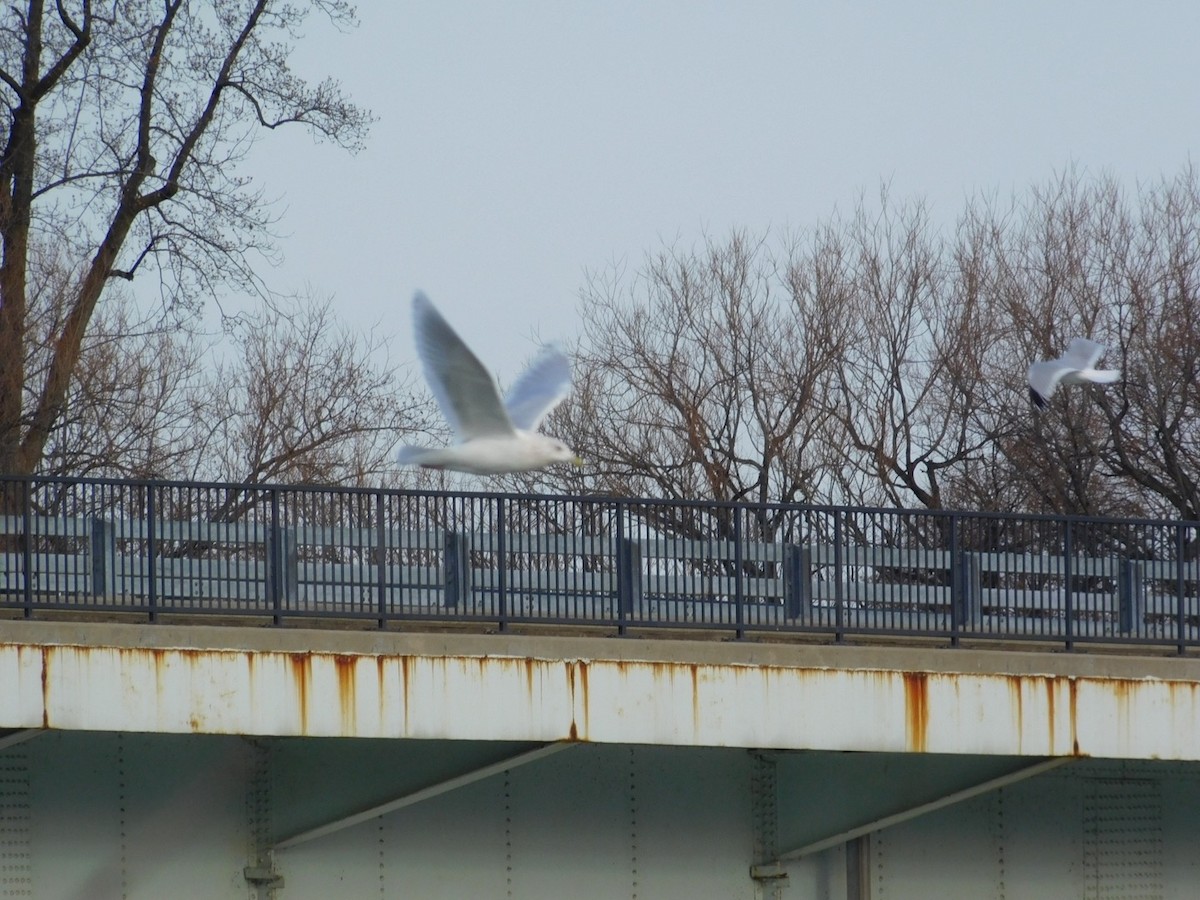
[3,619,1198,760]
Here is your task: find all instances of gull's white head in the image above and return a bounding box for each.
[534,435,584,468]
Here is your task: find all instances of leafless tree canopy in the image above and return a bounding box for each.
[38,291,426,487]
[546,232,848,507]
[524,168,1200,522]
[0,1,372,476]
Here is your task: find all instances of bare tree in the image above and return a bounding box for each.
[523,231,851,541]
[945,171,1187,519]
[193,295,425,488]
[32,284,425,496]
[822,192,1000,510]
[0,1,371,477]
[530,169,1200,528]
[39,288,208,479]
[1094,167,1200,520]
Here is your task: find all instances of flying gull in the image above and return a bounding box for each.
[1027,337,1120,409]
[396,292,583,475]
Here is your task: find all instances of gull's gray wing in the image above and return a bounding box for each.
[1061,337,1105,370]
[412,292,515,440]
[1028,359,1067,408]
[504,346,573,431]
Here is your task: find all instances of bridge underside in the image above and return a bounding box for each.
[0,729,1195,899]
[2,621,1199,897]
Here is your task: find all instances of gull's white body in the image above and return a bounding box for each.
[1027,337,1121,409]
[396,292,580,475]
[399,433,573,475]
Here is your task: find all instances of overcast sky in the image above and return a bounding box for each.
[244,0,1200,382]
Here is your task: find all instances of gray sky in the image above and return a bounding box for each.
[245,0,1200,382]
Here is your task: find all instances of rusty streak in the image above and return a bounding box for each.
[903,672,928,753]
[333,654,357,733]
[288,654,310,734]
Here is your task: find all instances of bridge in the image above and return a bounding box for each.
[0,475,1198,898]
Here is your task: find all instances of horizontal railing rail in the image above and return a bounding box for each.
[0,475,1197,651]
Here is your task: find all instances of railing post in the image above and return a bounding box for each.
[20,478,33,618]
[89,518,114,600]
[733,510,745,640]
[495,496,507,632]
[1175,525,1187,655]
[264,490,296,626]
[833,509,845,641]
[1118,558,1144,635]
[375,492,387,629]
[957,552,981,632]
[783,544,811,621]
[948,514,961,645]
[146,484,158,623]
[616,535,642,626]
[1062,519,1074,650]
[443,529,471,609]
[614,503,627,635]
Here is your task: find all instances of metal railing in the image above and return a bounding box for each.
[1,474,1198,652]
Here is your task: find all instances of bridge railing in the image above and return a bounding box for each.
[0,475,1197,651]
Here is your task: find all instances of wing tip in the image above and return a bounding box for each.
[1029,386,1048,409]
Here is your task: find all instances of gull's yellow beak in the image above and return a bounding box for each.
[571,456,584,467]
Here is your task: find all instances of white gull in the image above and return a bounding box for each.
[1028,337,1120,409]
[396,292,582,475]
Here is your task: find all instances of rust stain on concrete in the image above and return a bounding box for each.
[287,653,310,734]
[903,671,928,752]
[523,657,536,700]
[578,659,589,735]
[1006,675,1024,753]
[565,659,590,741]
[333,654,357,733]
[400,656,414,734]
[376,656,388,725]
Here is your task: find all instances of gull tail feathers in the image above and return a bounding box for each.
[1088,369,1121,384]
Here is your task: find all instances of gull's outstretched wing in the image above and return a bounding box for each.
[412,293,514,440]
[1061,337,1105,370]
[1028,359,1066,408]
[504,346,573,432]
